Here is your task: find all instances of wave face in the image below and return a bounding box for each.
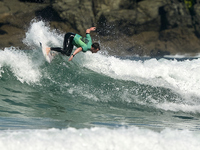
[0,20,200,149]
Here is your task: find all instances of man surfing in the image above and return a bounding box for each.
[46,27,100,61]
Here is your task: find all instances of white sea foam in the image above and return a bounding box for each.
[23,20,63,48]
[79,53,200,112]
[0,127,199,150]
[0,48,41,84]
[0,20,64,84]
[82,53,200,96]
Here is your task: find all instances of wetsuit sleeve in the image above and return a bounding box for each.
[86,33,92,45]
[82,34,92,52]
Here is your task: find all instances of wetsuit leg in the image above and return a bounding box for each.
[63,32,75,56]
[50,32,75,56]
[50,47,62,53]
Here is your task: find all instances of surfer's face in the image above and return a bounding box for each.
[91,47,99,53]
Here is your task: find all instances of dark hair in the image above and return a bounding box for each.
[92,43,100,50]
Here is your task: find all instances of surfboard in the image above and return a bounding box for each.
[40,42,53,63]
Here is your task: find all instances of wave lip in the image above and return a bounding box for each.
[0,48,41,84]
[82,53,200,97]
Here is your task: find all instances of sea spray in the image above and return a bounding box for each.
[23,20,63,48]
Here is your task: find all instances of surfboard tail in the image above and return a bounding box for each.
[40,42,53,63]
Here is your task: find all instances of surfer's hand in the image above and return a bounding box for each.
[68,55,73,61]
[86,27,96,33]
[69,48,82,61]
[90,27,96,31]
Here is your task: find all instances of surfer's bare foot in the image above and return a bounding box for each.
[46,47,51,55]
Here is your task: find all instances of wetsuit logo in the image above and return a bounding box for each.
[80,37,89,44]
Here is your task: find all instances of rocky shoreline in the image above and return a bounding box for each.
[1,0,200,57]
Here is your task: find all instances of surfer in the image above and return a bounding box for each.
[46,27,100,61]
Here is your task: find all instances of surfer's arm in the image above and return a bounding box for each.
[86,27,96,34]
[68,47,83,61]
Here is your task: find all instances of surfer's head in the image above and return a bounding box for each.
[91,43,100,53]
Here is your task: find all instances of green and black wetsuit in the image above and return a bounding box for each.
[50,32,92,56]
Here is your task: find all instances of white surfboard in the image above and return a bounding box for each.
[40,42,53,63]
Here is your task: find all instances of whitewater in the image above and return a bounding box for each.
[0,20,200,150]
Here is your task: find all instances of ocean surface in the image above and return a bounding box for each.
[0,20,200,149]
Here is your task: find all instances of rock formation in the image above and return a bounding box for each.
[1,0,200,56]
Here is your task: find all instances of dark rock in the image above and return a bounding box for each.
[0,0,200,56]
[150,49,170,57]
[160,3,192,30]
[193,3,200,37]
